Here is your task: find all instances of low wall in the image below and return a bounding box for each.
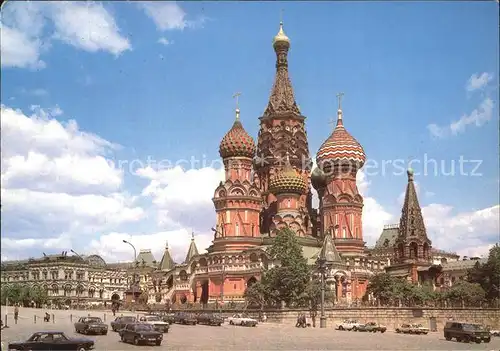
[171,307,500,330]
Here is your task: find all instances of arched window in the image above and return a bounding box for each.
[342,228,346,238]
[287,199,291,208]
[235,223,240,236]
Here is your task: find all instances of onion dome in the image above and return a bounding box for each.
[219,108,256,159]
[311,167,327,190]
[273,21,290,49]
[316,107,366,172]
[269,153,307,195]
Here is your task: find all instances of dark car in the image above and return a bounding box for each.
[196,313,223,326]
[110,316,137,332]
[161,313,176,324]
[357,322,387,333]
[173,312,197,325]
[444,321,491,343]
[8,331,94,351]
[74,316,108,335]
[119,323,163,346]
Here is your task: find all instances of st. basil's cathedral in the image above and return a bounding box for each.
[139,22,454,306]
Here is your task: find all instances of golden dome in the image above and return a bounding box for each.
[269,155,307,195]
[273,21,290,48]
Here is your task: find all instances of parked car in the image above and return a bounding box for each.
[337,320,363,331]
[196,313,223,326]
[173,312,198,325]
[74,316,108,335]
[119,323,163,346]
[357,322,387,333]
[395,324,413,334]
[111,316,137,332]
[8,331,94,351]
[227,313,258,327]
[487,326,500,336]
[411,324,429,335]
[158,312,175,324]
[138,315,170,332]
[444,321,491,343]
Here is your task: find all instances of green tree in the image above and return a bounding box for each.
[467,244,500,303]
[263,228,311,307]
[445,280,486,306]
[243,228,312,308]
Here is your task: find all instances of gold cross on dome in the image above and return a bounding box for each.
[336,92,345,110]
[232,92,242,109]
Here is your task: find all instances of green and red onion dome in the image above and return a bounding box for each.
[219,110,256,159]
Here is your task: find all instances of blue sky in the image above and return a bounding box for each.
[1,1,498,262]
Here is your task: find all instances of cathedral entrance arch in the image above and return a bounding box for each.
[111,293,120,301]
[200,280,209,305]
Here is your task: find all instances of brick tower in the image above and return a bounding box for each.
[394,169,432,263]
[316,96,366,256]
[254,21,313,235]
[386,169,432,283]
[212,103,263,252]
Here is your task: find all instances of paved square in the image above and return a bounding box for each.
[2,308,499,350]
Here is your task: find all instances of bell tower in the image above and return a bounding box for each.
[254,21,313,234]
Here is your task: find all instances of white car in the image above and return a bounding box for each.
[411,324,429,335]
[138,315,170,333]
[489,328,500,337]
[337,319,363,331]
[227,314,258,327]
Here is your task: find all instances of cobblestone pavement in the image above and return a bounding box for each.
[2,308,499,350]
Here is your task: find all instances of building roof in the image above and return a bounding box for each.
[184,233,199,263]
[441,258,486,271]
[318,234,343,264]
[263,21,301,117]
[159,242,175,271]
[135,249,157,267]
[316,106,366,170]
[375,224,399,249]
[397,169,431,245]
[219,107,256,159]
[268,153,307,195]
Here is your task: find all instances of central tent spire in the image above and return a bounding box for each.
[264,19,300,117]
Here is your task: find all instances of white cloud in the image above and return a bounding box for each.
[50,2,131,56]
[422,204,499,257]
[0,104,144,259]
[158,37,171,46]
[137,165,224,231]
[140,2,206,34]
[428,97,494,138]
[1,1,130,69]
[89,230,213,264]
[466,72,494,92]
[140,2,188,31]
[450,97,494,135]
[0,24,46,69]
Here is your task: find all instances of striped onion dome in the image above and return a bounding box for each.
[316,109,366,171]
[219,108,256,159]
[269,155,307,195]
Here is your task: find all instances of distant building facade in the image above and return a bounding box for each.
[0,252,130,306]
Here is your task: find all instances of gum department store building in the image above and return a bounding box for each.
[1,23,480,307]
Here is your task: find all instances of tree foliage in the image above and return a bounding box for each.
[244,228,322,308]
[467,244,500,303]
[1,284,48,307]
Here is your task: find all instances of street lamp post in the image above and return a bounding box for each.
[122,240,137,287]
[317,256,327,328]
